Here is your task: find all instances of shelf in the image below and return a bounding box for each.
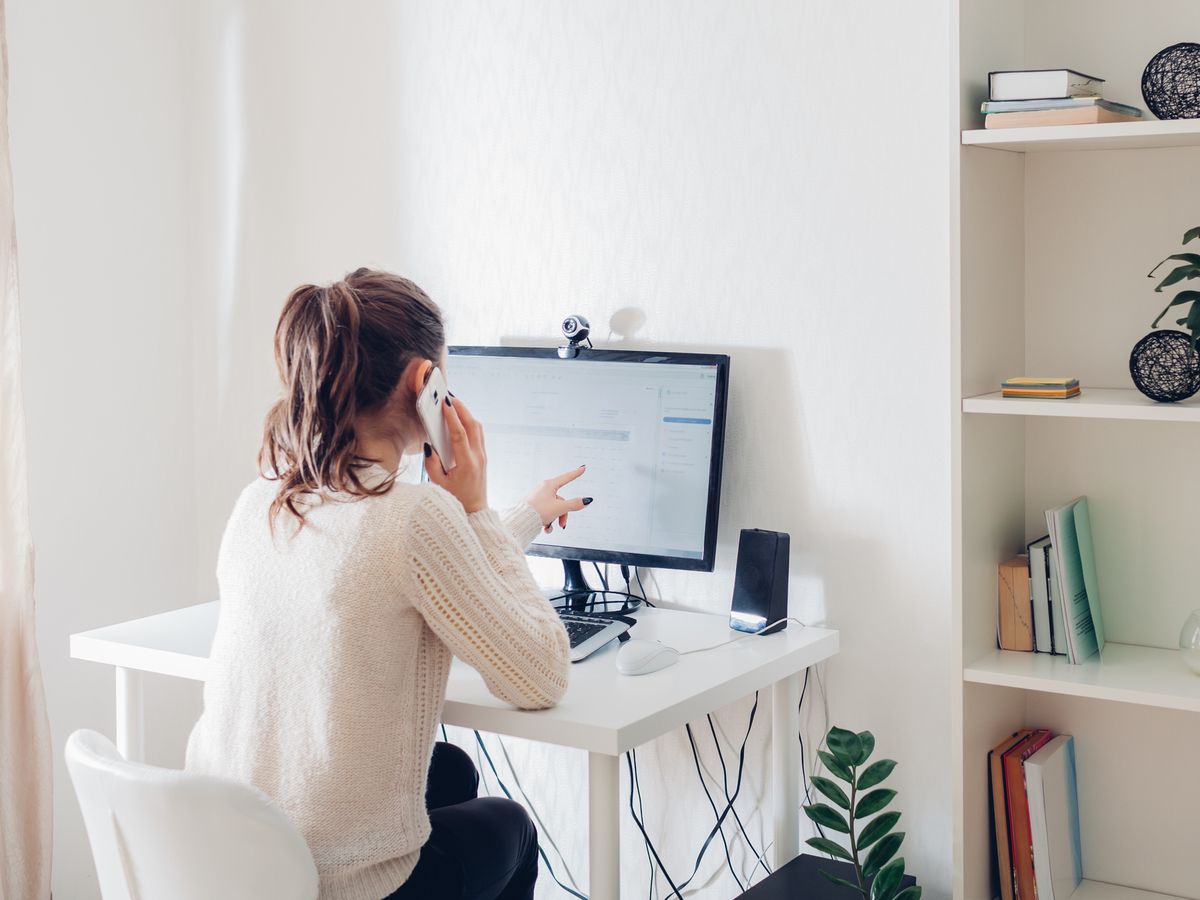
[1071,880,1191,900]
[964,643,1200,713]
[962,388,1200,423]
[961,120,1200,153]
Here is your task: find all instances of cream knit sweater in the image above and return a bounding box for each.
[185,465,571,900]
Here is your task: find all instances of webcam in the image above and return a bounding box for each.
[558,314,592,358]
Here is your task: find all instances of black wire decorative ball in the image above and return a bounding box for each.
[1129,330,1200,402]
[1142,42,1200,119]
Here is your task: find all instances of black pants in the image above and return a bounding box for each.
[383,742,539,900]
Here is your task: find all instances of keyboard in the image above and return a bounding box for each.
[558,612,631,662]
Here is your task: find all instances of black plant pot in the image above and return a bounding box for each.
[735,854,916,899]
[1129,329,1200,402]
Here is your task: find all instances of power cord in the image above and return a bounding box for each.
[472,730,588,900]
[685,723,744,892]
[705,713,772,879]
[676,617,808,657]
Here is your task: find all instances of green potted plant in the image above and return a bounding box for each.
[803,726,921,900]
[1132,225,1200,402]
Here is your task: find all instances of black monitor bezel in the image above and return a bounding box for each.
[448,345,729,573]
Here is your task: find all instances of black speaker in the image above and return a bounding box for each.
[730,529,790,634]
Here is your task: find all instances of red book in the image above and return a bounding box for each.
[1004,729,1053,900]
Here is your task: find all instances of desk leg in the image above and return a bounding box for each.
[115,667,145,763]
[772,671,803,869]
[588,751,620,900]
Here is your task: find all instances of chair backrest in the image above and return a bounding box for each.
[65,729,318,900]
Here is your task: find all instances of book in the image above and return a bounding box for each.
[998,555,1034,651]
[1045,496,1105,664]
[1026,735,1083,900]
[985,106,1142,129]
[982,98,1141,117]
[1002,377,1081,400]
[1027,536,1054,654]
[989,729,1035,900]
[989,68,1104,101]
[1047,552,1070,657]
[1004,730,1054,900]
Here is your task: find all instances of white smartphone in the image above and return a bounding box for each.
[416,366,456,472]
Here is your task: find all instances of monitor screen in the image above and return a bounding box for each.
[447,347,729,571]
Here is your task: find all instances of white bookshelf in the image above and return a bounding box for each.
[962,119,1200,152]
[954,1,1200,898]
[965,643,1200,714]
[1071,883,1190,900]
[963,388,1200,422]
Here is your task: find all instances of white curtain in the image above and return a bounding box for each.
[0,0,53,895]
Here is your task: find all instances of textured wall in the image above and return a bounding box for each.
[15,1,955,896]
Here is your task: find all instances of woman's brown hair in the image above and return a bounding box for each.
[258,267,444,530]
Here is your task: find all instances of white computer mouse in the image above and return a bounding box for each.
[616,639,680,676]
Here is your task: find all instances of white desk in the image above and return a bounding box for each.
[71,602,838,899]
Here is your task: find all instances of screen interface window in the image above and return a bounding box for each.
[448,355,718,560]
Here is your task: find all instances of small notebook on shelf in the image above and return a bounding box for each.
[1002,377,1081,399]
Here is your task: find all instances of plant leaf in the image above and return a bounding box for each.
[1184,226,1200,244]
[859,811,902,848]
[807,836,853,861]
[855,731,876,765]
[820,869,865,893]
[870,857,907,900]
[827,727,863,770]
[804,802,851,833]
[812,775,852,810]
[1152,290,1200,328]
[856,788,898,819]
[819,749,854,783]
[893,888,922,900]
[864,832,905,877]
[858,759,897,790]
[1155,263,1200,292]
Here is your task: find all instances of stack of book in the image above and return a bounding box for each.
[990,730,1083,900]
[996,496,1106,664]
[984,68,1142,129]
[1001,377,1081,400]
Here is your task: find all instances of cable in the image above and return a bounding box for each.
[676,617,808,657]
[685,723,744,891]
[592,562,610,592]
[627,749,684,898]
[472,731,588,900]
[549,589,644,614]
[630,749,658,900]
[493,736,581,892]
[705,713,772,878]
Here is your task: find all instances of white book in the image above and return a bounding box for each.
[1025,735,1083,900]
[1027,536,1053,654]
[1047,553,1069,659]
[989,68,1104,101]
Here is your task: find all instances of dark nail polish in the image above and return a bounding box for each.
[583,497,594,505]
[445,396,453,407]
[449,391,456,398]
[423,443,431,458]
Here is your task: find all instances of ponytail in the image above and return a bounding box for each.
[258,269,444,532]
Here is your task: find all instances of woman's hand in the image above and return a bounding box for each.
[424,397,487,514]
[525,466,594,534]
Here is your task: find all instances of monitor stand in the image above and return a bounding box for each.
[560,560,599,611]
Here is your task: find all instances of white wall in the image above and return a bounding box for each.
[13,1,955,896]
[7,2,204,897]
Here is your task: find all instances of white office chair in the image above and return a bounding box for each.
[65,729,318,900]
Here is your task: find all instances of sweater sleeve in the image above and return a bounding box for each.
[405,487,571,710]
[498,503,545,549]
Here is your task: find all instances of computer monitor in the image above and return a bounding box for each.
[447,346,729,593]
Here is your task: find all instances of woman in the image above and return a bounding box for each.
[186,268,587,900]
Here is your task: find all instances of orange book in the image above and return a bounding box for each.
[985,107,1140,128]
[1004,730,1053,899]
[990,730,1034,900]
